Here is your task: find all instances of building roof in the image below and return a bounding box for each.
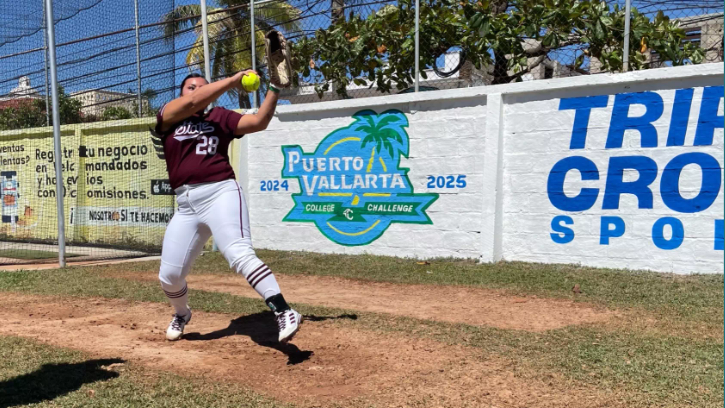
[0,98,38,110]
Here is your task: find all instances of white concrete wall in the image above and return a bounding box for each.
[502,85,723,273]
[241,63,723,274]
[245,98,487,259]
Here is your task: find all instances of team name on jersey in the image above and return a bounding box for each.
[174,120,216,141]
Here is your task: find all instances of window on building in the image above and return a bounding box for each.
[544,65,554,79]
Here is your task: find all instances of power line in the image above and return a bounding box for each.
[0,0,349,95]
[0,0,105,48]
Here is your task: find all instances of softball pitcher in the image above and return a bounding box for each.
[154,31,300,343]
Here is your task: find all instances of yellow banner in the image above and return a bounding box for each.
[0,119,175,250]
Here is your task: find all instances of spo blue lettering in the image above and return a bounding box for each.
[715,220,724,251]
[652,217,684,250]
[600,216,625,245]
[550,216,574,244]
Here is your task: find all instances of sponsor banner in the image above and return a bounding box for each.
[0,124,174,246]
[70,206,174,227]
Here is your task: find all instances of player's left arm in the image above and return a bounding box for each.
[233,88,279,136]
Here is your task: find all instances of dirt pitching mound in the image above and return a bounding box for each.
[116,271,613,332]
[1,293,619,407]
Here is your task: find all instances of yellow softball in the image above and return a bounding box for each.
[241,72,260,92]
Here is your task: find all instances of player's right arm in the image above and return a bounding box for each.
[158,71,249,133]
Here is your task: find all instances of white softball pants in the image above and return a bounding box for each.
[158,179,280,313]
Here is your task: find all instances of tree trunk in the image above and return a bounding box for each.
[329,0,346,97]
[491,50,509,84]
[490,1,510,85]
[238,92,252,109]
[332,0,344,24]
[492,0,508,14]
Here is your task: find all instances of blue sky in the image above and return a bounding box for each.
[0,1,720,109]
[0,0,350,109]
[0,0,351,109]
[0,0,191,106]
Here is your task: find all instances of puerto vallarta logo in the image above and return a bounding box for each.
[281,109,438,246]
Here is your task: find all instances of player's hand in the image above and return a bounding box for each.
[231,70,258,87]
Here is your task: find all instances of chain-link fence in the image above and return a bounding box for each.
[420,0,722,87]
[0,0,184,264]
[1,1,721,114]
[630,1,723,67]
[0,0,721,265]
[280,0,723,102]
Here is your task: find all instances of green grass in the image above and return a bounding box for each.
[0,335,290,408]
[0,249,80,260]
[94,250,724,328]
[252,250,722,309]
[0,250,722,407]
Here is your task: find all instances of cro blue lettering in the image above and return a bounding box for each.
[661,152,721,213]
[547,156,599,211]
[602,156,658,210]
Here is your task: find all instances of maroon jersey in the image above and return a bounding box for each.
[155,105,244,190]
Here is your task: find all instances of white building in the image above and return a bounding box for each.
[0,76,43,102]
[590,12,723,73]
[0,77,46,111]
[70,89,149,117]
[7,76,41,99]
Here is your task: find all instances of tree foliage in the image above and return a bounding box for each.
[0,100,46,131]
[102,106,134,121]
[160,0,302,108]
[127,87,160,117]
[0,86,83,131]
[0,85,164,130]
[57,87,83,125]
[291,0,705,98]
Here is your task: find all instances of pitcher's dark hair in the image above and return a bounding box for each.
[179,73,205,96]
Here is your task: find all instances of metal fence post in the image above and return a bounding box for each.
[623,0,631,72]
[134,0,142,117]
[414,0,420,92]
[251,0,258,108]
[44,0,66,267]
[42,0,50,126]
[200,0,218,252]
[200,0,212,83]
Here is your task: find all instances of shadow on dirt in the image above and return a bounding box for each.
[185,312,357,365]
[0,358,124,408]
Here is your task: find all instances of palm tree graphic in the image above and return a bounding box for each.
[161,1,301,108]
[357,113,406,172]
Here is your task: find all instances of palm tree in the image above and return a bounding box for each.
[332,0,344,23]
[141,88,158,102]
[331,0,373,24]
[356,111,407,172]
[161,1,301,108]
